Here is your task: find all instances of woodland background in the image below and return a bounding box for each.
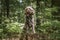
[0,0,60,40]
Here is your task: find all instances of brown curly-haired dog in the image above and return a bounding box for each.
[25,6,35,16]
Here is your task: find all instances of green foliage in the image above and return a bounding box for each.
[0,29,3,33]
[0,0,60,40]
[6,22,24,33]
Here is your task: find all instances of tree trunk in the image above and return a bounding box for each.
[5,0,9,18]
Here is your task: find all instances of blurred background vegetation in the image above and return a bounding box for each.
[0,0,60,40]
